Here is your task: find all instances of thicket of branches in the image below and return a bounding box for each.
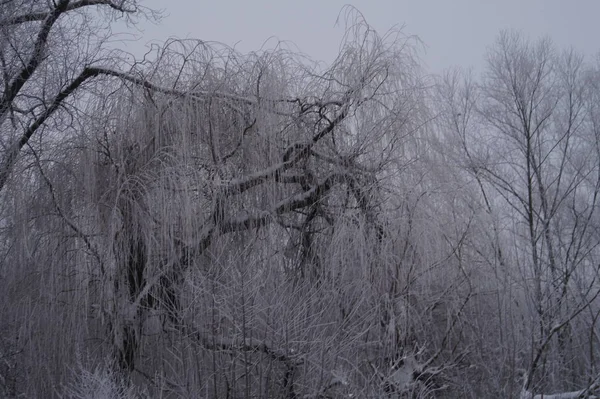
[1,2,600,398]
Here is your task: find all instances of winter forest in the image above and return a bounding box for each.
[2,1,600,398]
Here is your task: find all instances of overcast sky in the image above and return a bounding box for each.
[122,0,599,75]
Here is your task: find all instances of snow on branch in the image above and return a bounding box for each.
[217,173,350,235]
[520,389,598,399]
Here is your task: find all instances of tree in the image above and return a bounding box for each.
[435,31,600,397]
[2,8,461,397]
[7,4,599,397]
[77,15,433,395]
[0,0,159,193]
[0,0,157,394]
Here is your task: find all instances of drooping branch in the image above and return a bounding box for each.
[0,63,332,193]
[0,66,104,192]
[0,0,71,123]
[0,50,357,194]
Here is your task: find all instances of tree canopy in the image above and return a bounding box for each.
[1,3,600,398]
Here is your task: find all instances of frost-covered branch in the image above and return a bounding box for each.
[0,0,136,26]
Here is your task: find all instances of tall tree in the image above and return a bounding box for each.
[1,9,458,397]
[435,31,600,397]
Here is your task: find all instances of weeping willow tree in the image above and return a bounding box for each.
[0,9,483,398]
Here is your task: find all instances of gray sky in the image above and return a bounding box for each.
[124,0,599,74]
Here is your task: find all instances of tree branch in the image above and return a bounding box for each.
[0,0,135,26]
[0,0,70,123]
[0,66,103,192]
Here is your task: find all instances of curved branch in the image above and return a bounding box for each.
[0,0,135,26]
[0,66,104,192]
[0,0,70,123]
[218,172,349,235]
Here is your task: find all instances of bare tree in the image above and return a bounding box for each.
[81,14,431,394]
[1,7,457,397]
[0,0,159,193]
[435,31,600,397]
[8,4,600,397]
